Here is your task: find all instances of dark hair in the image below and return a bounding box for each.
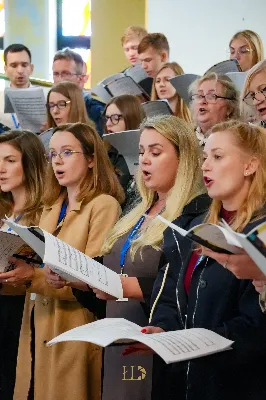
[4,44,32,64]
[0,130,46,225]
[138,33,169,55]
[53,48,83,75]
[103,94,145,132]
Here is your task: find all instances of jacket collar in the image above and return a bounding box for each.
[44,193,84,212]
[180,193,211,218]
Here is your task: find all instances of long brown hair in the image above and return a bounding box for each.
[205,120,266,231]
[46,81,94,128]
[43,122,125,206]
[151,62,192,123]
[0,130,46,225]
[103,94,145,132]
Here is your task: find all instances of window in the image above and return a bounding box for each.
[57,0,91,87]
[0,0,5,73]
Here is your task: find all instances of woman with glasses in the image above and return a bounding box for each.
[39,81,94,152]
[151,62,192,123]
[8,123,124,400]
[229,30,264,72]
[0,130,46,400]
[189,72,239,146]
[103,95,146,212]
[241,59,266,126]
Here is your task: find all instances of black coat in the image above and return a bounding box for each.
[73,194,210,320]
[150,214,266,400]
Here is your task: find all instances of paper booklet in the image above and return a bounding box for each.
[170,59,242,105]
[0,230,40,272]
[4,87,47,133]
[4,219,123,299]
[157,215,266,276]
[90,68,150,103]
[48,318,233,364]
[103,129,140,175]
[142,100,173,118]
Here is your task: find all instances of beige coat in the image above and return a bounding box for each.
[14,194,121,400]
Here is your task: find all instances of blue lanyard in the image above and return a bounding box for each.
[7,214,22,232]
[119,208,151,275]
[57,202,67,226]
[194,254,206,269]
[12,114,20,129]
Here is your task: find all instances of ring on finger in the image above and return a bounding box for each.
[223,255,230,269]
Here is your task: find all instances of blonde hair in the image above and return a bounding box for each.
[102,115,205,258]
[189,72,240,125]
[205,120,266,231]
[240,59,266,122]
[151,62,192,123]
[121,26,147,46]
[230,30,264,67]
[44,122,125,206]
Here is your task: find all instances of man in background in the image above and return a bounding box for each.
[138,33,169,78]
[0,44,34,131]
[121,26,147,66]
[52,48,104,136]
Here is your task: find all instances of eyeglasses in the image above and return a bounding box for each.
[47,149,84,162]
[46,100,71,110]
[228,46,253,57]
[243,87,266,105]
[53,72,81,79]
[190,94,235,104]
[104,114,124,125]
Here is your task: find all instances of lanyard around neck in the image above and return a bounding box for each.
[7,214,22,232]
[119,207,151,275]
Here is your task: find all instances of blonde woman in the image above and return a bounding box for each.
[189,72,239,146]
[229,30,264,72]
[67,115,209,400]
[151,62,192,123]
[241,59,266,126]
[145,120,266,400]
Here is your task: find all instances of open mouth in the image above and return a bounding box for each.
[142,170,151,178]
[203,176,213,187]
[55,171,65,178]
[199,107,208,113]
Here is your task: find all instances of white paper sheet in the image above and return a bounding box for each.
[48,318,233,364]
[4,87,47,132]
[4,220,123,299]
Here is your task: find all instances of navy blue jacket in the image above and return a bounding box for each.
[83,91,105,136]
[150,213,266,400]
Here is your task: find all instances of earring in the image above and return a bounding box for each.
[245,171,249,176]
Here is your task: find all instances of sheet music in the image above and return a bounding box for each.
[48,318,233,364]
[42,230,123,298]
[4,219,123,298]
[142,100,173,117]
[124,64,149,83]
[107,77,143,97]
[205,59,241,75]
[0,231,25,272]
[4,87,47,132]
[103,129,140,175]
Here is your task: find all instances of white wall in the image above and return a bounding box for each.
[147,0,266,74]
